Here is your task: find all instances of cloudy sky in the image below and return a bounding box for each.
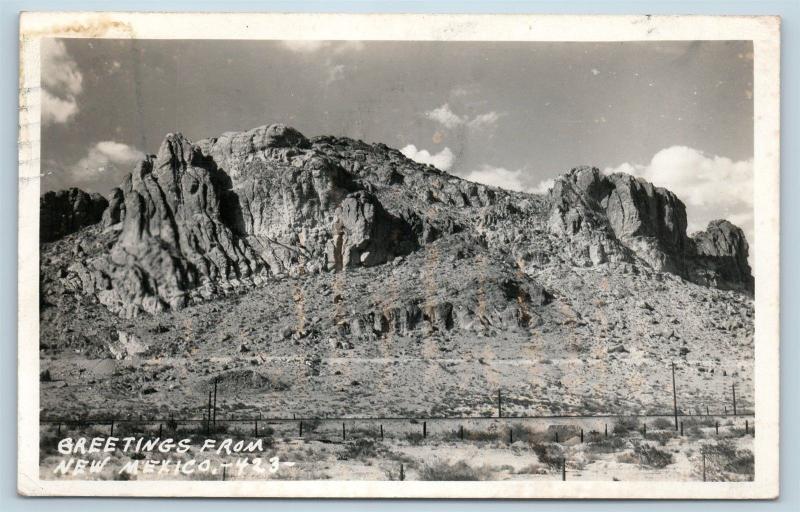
[41,38,754,246]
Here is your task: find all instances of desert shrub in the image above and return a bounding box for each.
[648,430,676,446]
[546,424,580,442]
[39,431,60,453]
[515,463,546,475]
[695,441,754,481]
[585,436,627,454]
[530,442,564,470]
[418,459,487,481]
[303,418,323,433]
[725,449,755,475]
[341,438,378,460]
[634,443,673,468]
[464,429,499,442]
[651,417,674,430]
[613,416,640,435]
[405,432,425,445]
[683,416,715,428]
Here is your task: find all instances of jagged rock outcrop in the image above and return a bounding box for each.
[195,123,311,177]
[75,134,265,317]
[45,126,423,317]
[546,166,752,291]
[40,124,754,320]
[689,220,754,292]
[40,188,108,242]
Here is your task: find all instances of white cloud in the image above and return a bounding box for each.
[425,104,466,129]
[42,90,79,125]
[467,111,501,130]
[400,145,455,171]
[324,63,345,85]
[280,40,364,54]
[67,141,144,185]
[462,165,555,195]
[605,145,754,248]
[425,103,502,131]
[462,164,555,195]
[531,178,555,194]
[41,40,83,126]
[464,166,527,192]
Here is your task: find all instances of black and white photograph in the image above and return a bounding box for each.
[17,12,780,498]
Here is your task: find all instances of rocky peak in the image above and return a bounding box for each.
[548,166,688,272]
[546,166,752,292]
[690,220,754,292]
[40,124,754,319]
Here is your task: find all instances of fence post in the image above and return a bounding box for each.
[604,424,608,438]
[399,463,405,481]
[580,428,584,443]
[213,378,218,432]
[732,383,737,416]
[207,390,212,434]
[745,420,749,435]
[702,452,706,482]
[380,424,384,441]
[299,421,303,437]
[555,432,559,443]
[680,421,684,436]
[562,458,566,481]
[459,425,464,440]
[706,405,710,416]
[57,423,61,437]
[715,421,719,435]
[222,465,226,481]
[255,420,258,437]
[423,421,427,438]
[158,423,163,438]
[509,428,513,444]
[342,422,346,440]
[110,420,114,437]
[672,362,679,430]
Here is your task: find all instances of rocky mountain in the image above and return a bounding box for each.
[39,124,754,418]
[40,188,108,243]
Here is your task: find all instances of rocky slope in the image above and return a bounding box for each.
[38,124,754,418]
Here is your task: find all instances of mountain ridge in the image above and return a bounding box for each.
[40,123,751,319]
[38,124,755,418]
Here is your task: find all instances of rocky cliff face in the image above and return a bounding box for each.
[40,124,753,323]
[40,188,108,242]
[546,167,752,292]
[690,219,754,291]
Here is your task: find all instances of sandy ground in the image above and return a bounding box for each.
[40,416,754,482]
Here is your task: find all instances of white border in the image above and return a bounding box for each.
[17,12,781,499]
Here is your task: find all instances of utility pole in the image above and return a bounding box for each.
[672,362,679,430]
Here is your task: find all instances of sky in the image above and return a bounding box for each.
[40,38,754,248]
